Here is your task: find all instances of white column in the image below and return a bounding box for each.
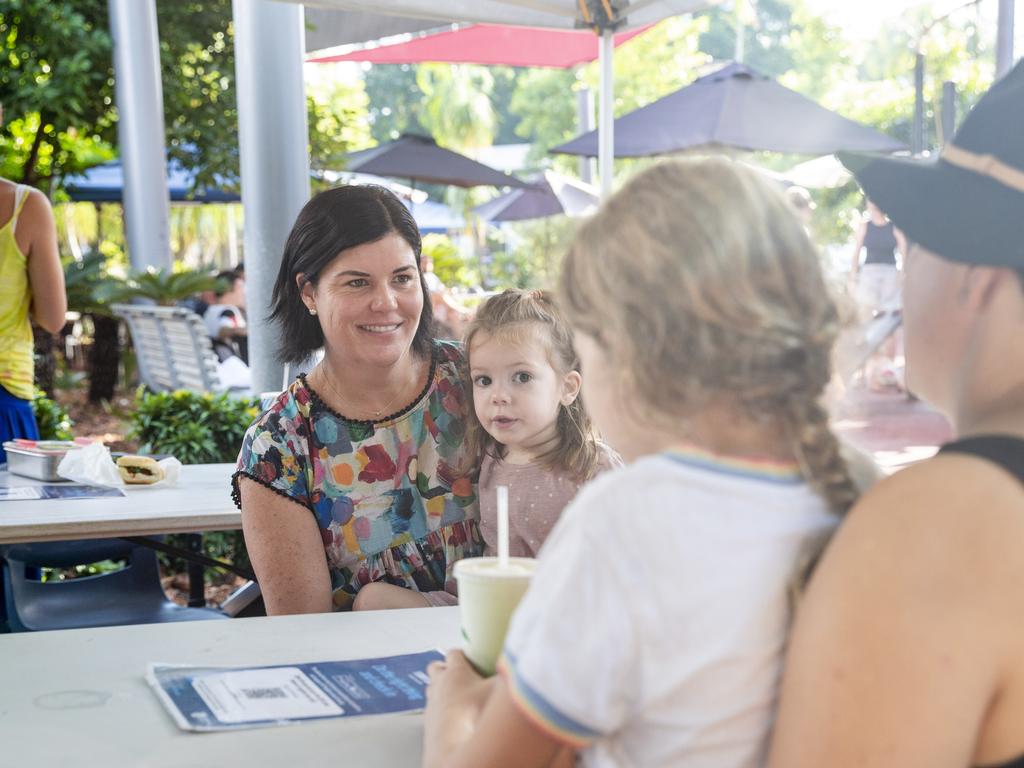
[996,0,1015,76]
[598,30,615,198]
[233,0,311,394]
[108,0,171,271]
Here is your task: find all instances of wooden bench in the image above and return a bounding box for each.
[112,303,235,394]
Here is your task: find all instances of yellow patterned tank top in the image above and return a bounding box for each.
[0,185,34,400]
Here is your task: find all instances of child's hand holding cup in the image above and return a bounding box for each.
[455,486,537,676]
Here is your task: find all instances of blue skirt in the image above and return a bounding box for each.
[0,385,39,464]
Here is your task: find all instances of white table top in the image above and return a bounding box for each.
[0,606,461,766]
[0,463,241,544]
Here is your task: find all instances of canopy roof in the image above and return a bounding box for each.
[64,158,238,204]
[297,0,715,32]
[553,62,906,157]
[310,23,648,68]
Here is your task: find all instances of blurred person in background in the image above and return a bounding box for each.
[849,198,908,390]
[0,102,67,462]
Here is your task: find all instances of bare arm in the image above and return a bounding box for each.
[769,457,1024,768]
[21,189,66,334]
[423,651,575,768]
[849,220,867,276]
[238,477,333,615]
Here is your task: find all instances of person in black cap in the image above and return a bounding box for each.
[770,61,1024,768]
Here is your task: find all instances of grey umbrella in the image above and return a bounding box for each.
[345,133,526,189]
[552,62,905,158]
[474,171,598,222]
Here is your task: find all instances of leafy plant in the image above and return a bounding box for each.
[31,391,74,441]
[128,388,259,578]
[62,249,136,403]
[423,234,478,289]
[125,267,223,307]
[129,389,258,465]
[63,250,134,316]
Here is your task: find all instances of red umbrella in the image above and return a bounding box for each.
[308,23,650,69]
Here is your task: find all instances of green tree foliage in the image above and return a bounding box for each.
[416,64,497,153]
[422,233,478,288]
[364,64,429,144]
[156,0,238,192]
[308,78,373,175]
[2,0,370,195]
[0,0,116,190]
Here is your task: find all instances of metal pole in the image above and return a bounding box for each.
[996,0,1015,76]
[913,52,926,155]
[735,0,745,63]
[233,0,310,395]
[598,30,615,198]
[108,0,172,272]
[576,88,595,184]
[941,81,957,146]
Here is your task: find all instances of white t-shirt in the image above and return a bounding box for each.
[203,303,246,339]
[500,450,839,768]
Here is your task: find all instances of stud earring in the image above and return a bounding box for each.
[308,307,317,316]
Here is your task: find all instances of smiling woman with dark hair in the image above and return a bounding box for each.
[231,184,482,615]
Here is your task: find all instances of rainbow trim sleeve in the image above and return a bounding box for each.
[498,650,601,749]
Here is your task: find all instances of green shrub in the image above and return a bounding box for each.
[129,389,259,464]
[31,391,74,440]
[129,388,260,580]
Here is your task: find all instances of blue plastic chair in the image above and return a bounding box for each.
[0,539,227,632]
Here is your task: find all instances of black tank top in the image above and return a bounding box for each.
[939,435,1024,768]
[863,220,898,266]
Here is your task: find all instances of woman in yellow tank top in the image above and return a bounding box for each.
[0,106,68,463]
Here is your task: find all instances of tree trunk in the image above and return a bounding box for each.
[20,118,48,189]
[32,326,57,399]
[88,314,122,403]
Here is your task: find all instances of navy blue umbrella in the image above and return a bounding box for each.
[345,133,526,189]
[64,157,239,203]
[553,62,905,158]
[474,171,598,222]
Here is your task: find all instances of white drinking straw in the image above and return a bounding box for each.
[496,485,509,569]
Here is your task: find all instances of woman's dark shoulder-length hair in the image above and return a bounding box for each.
[270,184,435,364]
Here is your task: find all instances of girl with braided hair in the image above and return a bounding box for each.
[422,157,867,768]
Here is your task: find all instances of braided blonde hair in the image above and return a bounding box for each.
[559,157,858,515]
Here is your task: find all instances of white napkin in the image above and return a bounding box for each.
[57,442,182,488]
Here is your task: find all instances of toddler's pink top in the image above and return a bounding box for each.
[478,444,620,558]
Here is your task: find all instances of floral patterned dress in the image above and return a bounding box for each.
[232,340,482,609]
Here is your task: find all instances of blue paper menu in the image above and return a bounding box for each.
[0,484,125,501]
[147,650,443,731]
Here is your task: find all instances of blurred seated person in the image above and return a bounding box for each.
[422,254,471,339]
[203,269,248,364]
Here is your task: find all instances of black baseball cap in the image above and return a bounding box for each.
[840,59,1024,270]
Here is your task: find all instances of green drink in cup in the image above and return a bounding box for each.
[455,486,537,676]
[455,556,537,676]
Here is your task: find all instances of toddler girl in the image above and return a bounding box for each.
[422,157,859,768]
[464,288,618,558]
[354,289,614,610]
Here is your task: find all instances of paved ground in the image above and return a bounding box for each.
[832,385,953,474]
